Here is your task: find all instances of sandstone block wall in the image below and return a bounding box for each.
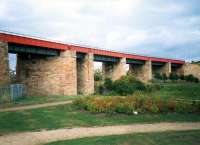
[152,62,171,76]
[102,58,127,81]
[182,63,200,79]
[0,41,10,85]
[16,50,77,96]
[130,60,152,82]
[77,53,94,95]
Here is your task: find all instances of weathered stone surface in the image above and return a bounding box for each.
[130,60,152,82]
[102,58,127,81]
[0,41,10,85]
[182,63,200,79]
[152,62,171,76]
[77,53,94,95]
[16,50,77,96]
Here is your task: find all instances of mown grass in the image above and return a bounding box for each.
[152,83,200,100]
[0,104,200,134]
[1,82,200,108]
[0,95,82,109]
[45,130,200,145]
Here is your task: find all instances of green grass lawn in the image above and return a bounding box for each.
[153,83,200,100]
[1,82,199,108]
[0,104,200,134]
[45,130,200,145]
[0,95,82,109]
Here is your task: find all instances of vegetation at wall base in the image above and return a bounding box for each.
[154,72,199,83]
[73,94,200,115]
[95,72,199,97]
[96,74,160,96]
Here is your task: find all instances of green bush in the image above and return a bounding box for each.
[169,73,179,80]
[180,74,185,80]
[162,73,168,81]
[94,69,103,81]
[154,73,162,80]
[185,74,194,82]
[150,104,159,113]
[145,84,161,93]
[112,75,146,96]
[102,74,146,96]
[185,74,199,83]
[104,78,113,90]
[194,78,199,83]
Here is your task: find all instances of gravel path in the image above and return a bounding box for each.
[0,122,200,145]
[0,101,72,112]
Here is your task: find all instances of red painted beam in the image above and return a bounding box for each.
[0,33,69,50]
[0,32,185,64]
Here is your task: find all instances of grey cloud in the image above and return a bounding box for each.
[0,0,200,62]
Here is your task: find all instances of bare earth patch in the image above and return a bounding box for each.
[0,101,72,112]
[0,122,200,145]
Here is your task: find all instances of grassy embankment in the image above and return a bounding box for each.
[152,83,200,100]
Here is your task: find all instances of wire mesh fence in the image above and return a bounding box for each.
[0,84,25,103]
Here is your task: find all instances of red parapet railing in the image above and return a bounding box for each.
[0,31,185,64]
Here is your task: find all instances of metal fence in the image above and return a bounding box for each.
[0,84,25,102]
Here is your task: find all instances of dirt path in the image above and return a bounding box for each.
[0,122,200,145]
[0,101,72,112]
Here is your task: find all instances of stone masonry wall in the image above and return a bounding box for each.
[152,62,171,76]
[77,53,94,95]
[16,50,77,96]
[102,58,127,81]
[130,60,152,82]
[182,63,200,79]
[0,41,10,85]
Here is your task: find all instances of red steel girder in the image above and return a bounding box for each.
[0,32,185,64]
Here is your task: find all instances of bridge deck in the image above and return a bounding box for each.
[0,32,185,64]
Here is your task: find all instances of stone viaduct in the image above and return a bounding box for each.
[0,31,199,96]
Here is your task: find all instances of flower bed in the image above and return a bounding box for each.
[73,95,200,115]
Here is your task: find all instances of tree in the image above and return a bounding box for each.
[94,69,103,81]
[9,69,16,83]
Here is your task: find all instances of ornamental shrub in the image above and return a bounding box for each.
[167,99,176,112]
[150,104,159,113]
[73,96,200,114]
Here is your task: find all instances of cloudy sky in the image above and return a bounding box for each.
[0,0,200,66]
